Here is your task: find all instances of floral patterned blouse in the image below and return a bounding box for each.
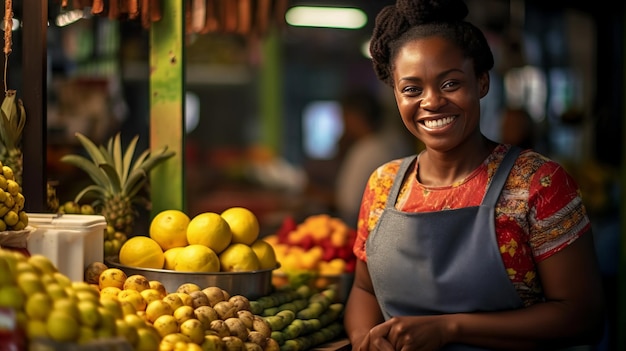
[354,144,591,306]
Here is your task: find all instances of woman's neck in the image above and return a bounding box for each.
[416,138,496,186]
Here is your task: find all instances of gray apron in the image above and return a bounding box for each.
[366,146,523,351]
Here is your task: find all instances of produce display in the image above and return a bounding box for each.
[0,247,345,350]
[117,207,278,273]
[266,214,357,289]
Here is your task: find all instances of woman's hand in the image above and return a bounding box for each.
[366,315,450,351]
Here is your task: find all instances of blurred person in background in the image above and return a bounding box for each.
[500,106,536,150]
[334,89,414,228]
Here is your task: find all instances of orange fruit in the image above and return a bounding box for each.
[219,243,260,272]
[220,207,260,245]
[149,210,190,251]
[163,247,184,270]
[187,212,232,254]
[173,245,220,273]
[250,239,278,270]
[119,236,165,269]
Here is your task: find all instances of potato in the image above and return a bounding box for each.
[84,261,108,285]
[213,300,237,320]
[189,290,210,309]
[194,305,219,329]
[237,310,254,329]
[225,317,248,340]
[202,286,226,307]
[209,319,230,338]
[229,295,251,312]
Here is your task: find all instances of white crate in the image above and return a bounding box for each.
[26,213,107,282]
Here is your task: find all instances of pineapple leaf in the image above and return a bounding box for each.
[130,149,150,173]
[74,184,109,203]
[99,163,122,195]
[0,91,26,149]
[99,145,114,166]
[123,147,174,198]
[121,135,140,186]
[60,154,112,189]
[75,133,108,165]
[124,169,149,198]
[137,147,176,172]
[112,133,124,184]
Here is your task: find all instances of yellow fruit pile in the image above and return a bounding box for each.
[0,163,28,231]
[118,207,278,273]
[0,250,127,345]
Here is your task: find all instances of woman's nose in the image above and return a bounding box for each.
[420,89,444,110]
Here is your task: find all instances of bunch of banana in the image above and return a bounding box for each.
[0,161,27,231]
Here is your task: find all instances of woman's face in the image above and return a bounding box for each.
[392,36,489,152]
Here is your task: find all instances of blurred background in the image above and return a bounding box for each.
[2,1,623,349]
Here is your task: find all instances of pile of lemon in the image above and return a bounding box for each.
[118,207,277,273]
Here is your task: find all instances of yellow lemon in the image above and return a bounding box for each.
[145,299,174,324]
[173,244,220,273]
[119,236,165,269]
[187,212,232,254]
[220,207,260,245]
[149,209,190,250]
[99,267,128,290]
[149,280,168,298]
[218,243,261,272]
[153,314,179,338]
[163,247,185,270]
[250,239,278,270]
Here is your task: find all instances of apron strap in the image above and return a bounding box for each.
[384,155,417,209]
[481,146,522,207]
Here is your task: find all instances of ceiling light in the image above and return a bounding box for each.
[285,6,367,29]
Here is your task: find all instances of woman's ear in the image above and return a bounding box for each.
[479,72,490,98]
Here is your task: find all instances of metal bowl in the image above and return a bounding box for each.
[105,256,277,299]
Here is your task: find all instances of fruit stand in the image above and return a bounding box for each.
[0,205,356,350]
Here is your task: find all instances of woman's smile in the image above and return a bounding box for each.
[421,115,457,129]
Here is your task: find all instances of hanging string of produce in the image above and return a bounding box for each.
[55,0,288,35]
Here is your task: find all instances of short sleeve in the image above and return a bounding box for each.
[528,161,591,261]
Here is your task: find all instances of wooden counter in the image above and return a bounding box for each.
[313,338,351,351]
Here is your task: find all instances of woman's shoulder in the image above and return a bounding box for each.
[493,145,565,174]
[497,145,580,194]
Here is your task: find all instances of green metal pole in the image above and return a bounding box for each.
[259,29,282,152]
[149,0,186,216]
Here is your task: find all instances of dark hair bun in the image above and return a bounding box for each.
[396,0,468,25]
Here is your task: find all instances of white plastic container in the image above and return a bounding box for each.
[26,213,107,282]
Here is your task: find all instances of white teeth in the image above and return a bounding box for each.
[424,117,454,128]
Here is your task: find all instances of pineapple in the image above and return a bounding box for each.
[61,132,175,256]
[0,90,25,185]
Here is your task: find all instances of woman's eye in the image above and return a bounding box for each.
[442,81,458,90]
[401,86,421,95]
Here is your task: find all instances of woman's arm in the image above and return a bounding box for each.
[344,259,386,350]
[453,230,605,348]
